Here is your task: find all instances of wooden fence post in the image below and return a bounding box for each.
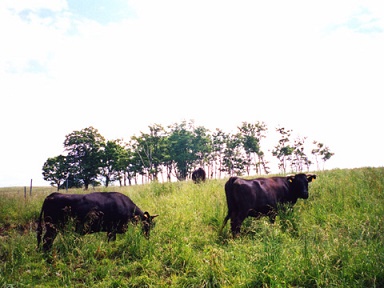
[30,179,33,196]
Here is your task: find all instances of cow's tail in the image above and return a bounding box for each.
[36,202,45,250]
[219,214,231,235]
[219,177,238,234]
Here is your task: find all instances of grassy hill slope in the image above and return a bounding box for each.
[1,168,383,287]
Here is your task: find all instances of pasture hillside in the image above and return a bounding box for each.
[0,168,383,287]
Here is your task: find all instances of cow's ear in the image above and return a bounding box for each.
[144,212,159,220]
[287,175,295,183]
[307,174,317,182]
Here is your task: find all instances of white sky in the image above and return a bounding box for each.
[1,0,383,187]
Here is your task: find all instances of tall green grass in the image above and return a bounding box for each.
[0,168,383,287]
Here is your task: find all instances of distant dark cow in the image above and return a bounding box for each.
[192,168,206,183]
[221,173,316,236]
[37,192,158,251]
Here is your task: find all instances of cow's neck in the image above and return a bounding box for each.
[287,185,299,204]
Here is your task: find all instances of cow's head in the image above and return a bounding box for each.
[287,173,316,199]
[141,212,159,238]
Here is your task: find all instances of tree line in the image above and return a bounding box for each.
[42,120,334,190]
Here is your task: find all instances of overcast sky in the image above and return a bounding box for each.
[1,0,383,187]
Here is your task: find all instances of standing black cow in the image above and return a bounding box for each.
[221,173,316,236]
[36,192,158,251]
[192,168,206,183]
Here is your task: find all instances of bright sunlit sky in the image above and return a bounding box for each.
[1,0,383,187]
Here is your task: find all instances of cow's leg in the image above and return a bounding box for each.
[76,221,86,235]
[230,212,247,237]
[42,223,58,252]
[107,231,116,242]
[268,210,277,224]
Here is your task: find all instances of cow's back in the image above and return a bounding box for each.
[249,177,291,208]
[41,192,141,223]
[225,177,289,212]
[42,193,84,223]
[81,192,142,220]
[260,177,291,204]
[225,177,260,213]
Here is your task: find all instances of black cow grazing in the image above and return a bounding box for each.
[192,168,206,183]
[221,173,316,236]
[36,192,158,251]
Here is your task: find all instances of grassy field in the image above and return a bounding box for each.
[0,168,383,287]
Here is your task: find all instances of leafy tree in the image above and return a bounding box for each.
[42,155,69,190]
[131,124,168,182]
[166,120,212,181]
[162,135,174,182]
[60,174,83,190]
[99,139,126,187]
[191,125,212,176]
[222,133,246,176]
[321,146,334,167]
[291,136,311,172]
[272,127,294,173]
[253,122,269,174]
[148,124,169,180]
[238,121,268,175]
[238,123,258,175]
[116,143,131,186]
[211,129,227,179]
[63,126,105,190]
[312,141,334,170]
[42,121,335,186]
[122,140,141,186]
[168,121,196,180]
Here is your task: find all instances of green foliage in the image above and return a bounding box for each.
[272,126,294,173]
[131,124,169,181]
[168,120,198,180]
[42,155,69,189]
[1,168,383,287]
[99,139,127,187]
[64,126,105,190]
[238,121,268,175]
[312,141,335,170]
[43,122,335,188]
